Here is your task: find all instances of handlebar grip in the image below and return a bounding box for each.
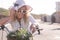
[0,25,5,30]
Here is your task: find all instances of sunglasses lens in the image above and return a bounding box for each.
[20,10,26,14]
[23,11,26,13]
[19,10,30,14]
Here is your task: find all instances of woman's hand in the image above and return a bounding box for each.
[30,24,36,33]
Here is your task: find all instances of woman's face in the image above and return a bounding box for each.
[16,5,31,19]
[16,11,23,19]
[16,6,26,19]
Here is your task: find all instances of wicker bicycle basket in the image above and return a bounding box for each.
[7,28,32,40]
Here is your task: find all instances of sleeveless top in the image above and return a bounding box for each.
[5,15,39,33]
[10,18,29,31]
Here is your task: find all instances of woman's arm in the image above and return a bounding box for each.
[29,15,40,34]
[0,17,10,26]
[29,15,38,25]
[29,15,37,33]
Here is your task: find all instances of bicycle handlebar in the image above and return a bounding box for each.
[0,25,10,33]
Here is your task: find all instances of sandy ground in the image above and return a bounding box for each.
[0,21,60,40]
[33,22,60,40]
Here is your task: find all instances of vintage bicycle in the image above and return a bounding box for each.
[0,25,41,40]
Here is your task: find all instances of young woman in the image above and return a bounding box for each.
[8,5,39,33]
[0,0,40,34]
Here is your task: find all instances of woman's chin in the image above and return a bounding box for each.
[18,17,22,19]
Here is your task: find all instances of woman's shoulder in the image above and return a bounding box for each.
[29,14,35,19]
[29,14,37,23]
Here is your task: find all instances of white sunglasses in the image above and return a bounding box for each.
[20,10,30,14]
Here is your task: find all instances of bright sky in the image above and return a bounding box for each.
[0,0,60,15]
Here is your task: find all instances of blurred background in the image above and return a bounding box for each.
[1,0,60,40]
[0,0,60,23]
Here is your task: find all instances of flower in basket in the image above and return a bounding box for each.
[7,28,32,40]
